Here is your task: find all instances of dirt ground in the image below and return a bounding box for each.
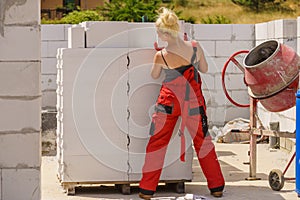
[41,143,298,200]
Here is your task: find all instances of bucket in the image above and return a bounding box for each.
[243,40,299,112]
[243,40,299,99]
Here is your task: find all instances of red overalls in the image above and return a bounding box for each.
[139,43,225,195]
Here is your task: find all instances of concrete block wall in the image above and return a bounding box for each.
[255,19,298,151]
[41,24,71,110]
[0,0,41,199]
[193,24,254,126]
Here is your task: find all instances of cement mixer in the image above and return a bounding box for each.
[222,40,299,191]
[222,40,299,112]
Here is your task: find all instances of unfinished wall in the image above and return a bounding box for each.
[193,24,254,126]
[41,24,70,110]
[0,0,41,199]
[255,19,298,151]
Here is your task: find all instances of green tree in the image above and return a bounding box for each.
[99,0,162,22]
[231,0,290,12]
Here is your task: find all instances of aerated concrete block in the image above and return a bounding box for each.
[267,21,275,39]
[41,58,57,74]
[42,74,57,91]
[193,24,233,40]
[0,98,40,131]
[0,62,40,96]
[274,19,297,39]
[45,41,68,58]
[199,40,215,57]
[0,26,40,61]
[42,90,56,110]
[128,23,156,48]
[232,24,255,41]
[278,38,297,51]
[201,74,214,90]
[82,21,129,48]
[225,106,250,122]
[68,25,85,48]
[0,132,40,168]
[1,0,39,27]
[2,169,40,200]
[255,22,268,40]
[216,40,254,57]
[41,24,65,41]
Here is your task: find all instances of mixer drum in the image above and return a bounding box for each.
[243,40,299,112]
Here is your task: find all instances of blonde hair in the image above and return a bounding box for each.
[156,7,179,38]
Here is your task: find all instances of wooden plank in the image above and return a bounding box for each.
[252,129,295,138]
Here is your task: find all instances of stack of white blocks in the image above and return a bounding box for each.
[0,0,41,199]
[255,19,298,151]
[56,21,194,193]
[41,24,71,110]
[193,24,254,126]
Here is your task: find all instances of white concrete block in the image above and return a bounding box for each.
[298,38,300,56]
[0,26,40,61]
[46,41,68,58]
[41,24,65,41]
[41,58,57,74]
[255,22,268,40]
[222,74,247,90]
[128,23,156,48]
[2,0,39,27]
[214,106,227,125]
[2,169,40,200]
[201,73,214,90]
[232,24,255,40]
[274,19,297,39]
[216,40,254,57]
[41,41,48,58]
[0,132,40,168]
[231,90,250,107]
[193,24,232,40]
[82,21,129,48]
[0,98,40,131]
[225,106,250,122]
[68,25,85,48]
[267,20,275,39]
[42,74,57,91]
[199,40,215,57]
[0,62,40,96]
[64,24,72,40]
[42,90,56,109]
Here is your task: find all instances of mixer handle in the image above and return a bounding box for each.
[222,50,250,108]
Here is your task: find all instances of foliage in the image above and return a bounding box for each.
[174,0,189,7]
[42,10,103,24]
[180,16,196,24]
[231,0,294,13]
[99,0,162,22]
[201,15,231,24]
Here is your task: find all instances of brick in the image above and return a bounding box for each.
[0,132,40,168]
[232,24,255,40]
[216,40,254,57]
[68,25,85,48]
[193,24,233,40]
[41,58,57,74]
[2,0,39,26]
[41,74,57,91]
[42,90,57,110]
[2,169,40,200]
[128,23,156,48]
[267,20,275,39]
[0,98,40,131]
[46,41,68,58]
[274,19,297,39]
[41,24,65,41]
[82,21,129,48]
[255,22,268,40]
[198,40,215,57]
[0,62,40,96]
[0,26,40,61]
[201,73,214,90]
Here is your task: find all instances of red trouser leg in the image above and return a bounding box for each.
[186,113,225,191]
[139,112,179,192]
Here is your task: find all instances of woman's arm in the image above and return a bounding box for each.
[196,42,208,73]
[151,51,164,79]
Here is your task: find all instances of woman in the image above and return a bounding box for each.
[139,7,225,199]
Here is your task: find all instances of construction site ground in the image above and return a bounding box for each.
[42,142,298,200]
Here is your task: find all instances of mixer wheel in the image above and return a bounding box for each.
[269,169,284,191]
